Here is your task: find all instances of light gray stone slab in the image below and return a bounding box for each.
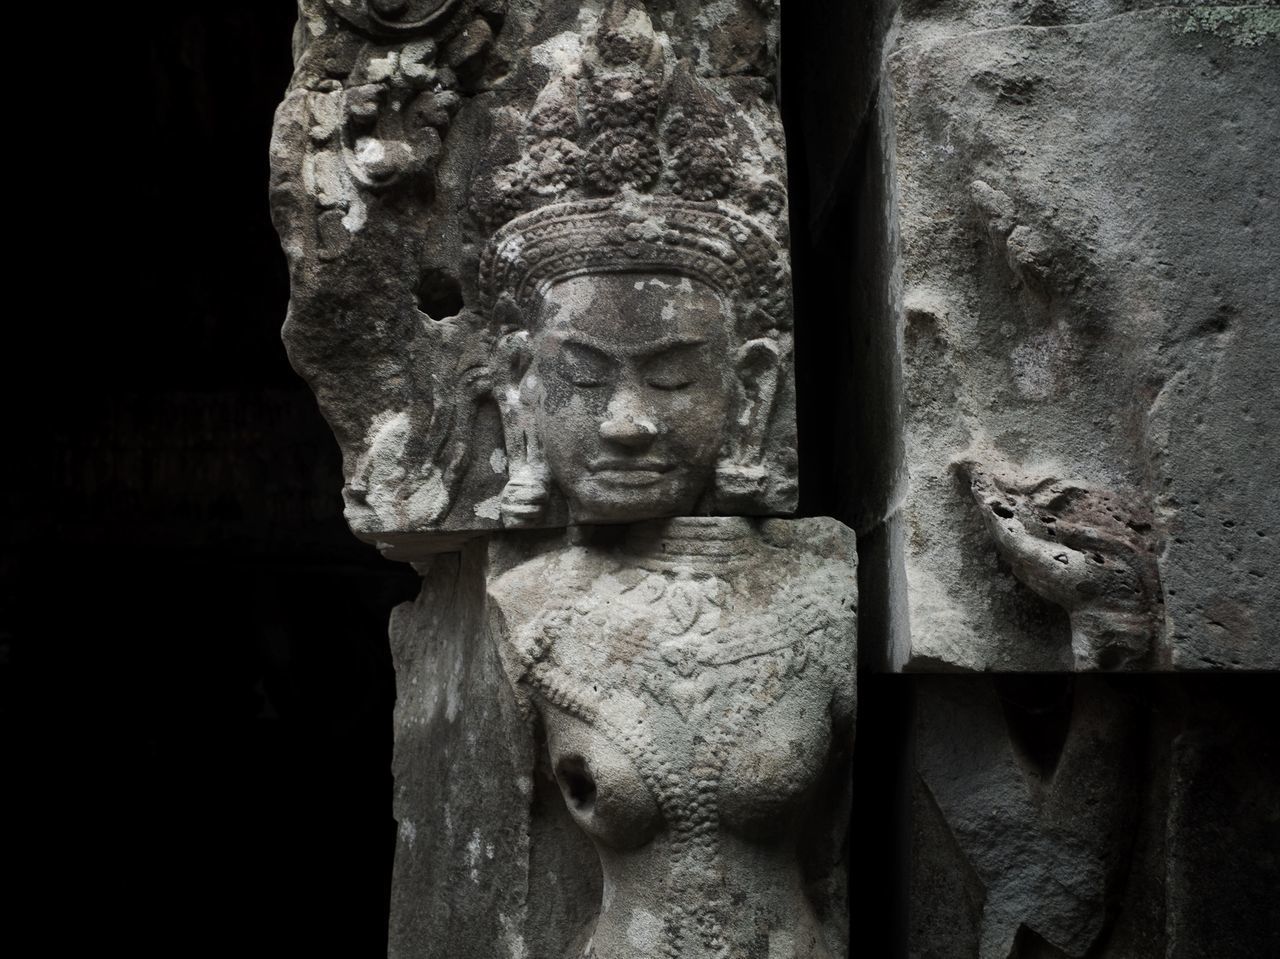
[886,7,1280,670]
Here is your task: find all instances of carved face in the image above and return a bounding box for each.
[528,272,734,524]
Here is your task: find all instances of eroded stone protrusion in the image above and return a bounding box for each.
[956,456,1162,670]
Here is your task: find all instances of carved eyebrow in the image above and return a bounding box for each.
[637,339,710,363]
[561,332,709,358]
[644,336,709,352]
[558,337,615,364]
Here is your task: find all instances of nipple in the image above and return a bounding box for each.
[556,754,598,812]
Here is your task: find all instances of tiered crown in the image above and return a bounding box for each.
[471,0,791,332]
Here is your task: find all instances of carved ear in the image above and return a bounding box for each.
[495,329,532,389]
[490,330,551,527]
[715,338,781,510]
[493,328,531,409]
[493,329,534,463]
[733,338,781,459]
[499,464,552,529]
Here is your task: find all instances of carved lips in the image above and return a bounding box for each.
[588,459,675,487]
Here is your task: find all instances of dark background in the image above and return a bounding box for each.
[7,3,420,953]
[1,2,904,954]
[6,4,1276,958]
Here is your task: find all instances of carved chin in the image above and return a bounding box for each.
[566,472,703,524]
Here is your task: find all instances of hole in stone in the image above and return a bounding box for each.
[478,8,506,36]
[1096,645,1126,671]
[556,755,597,811]
[416,268,464,320]
[991,503,1015,519]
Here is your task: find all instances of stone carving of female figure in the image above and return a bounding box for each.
[477,202,856,955]
[471,8,857,955]
[465,0,800,533]
[273,2,858,954]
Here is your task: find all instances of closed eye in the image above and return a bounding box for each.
[641,342,707,392]
[557,341,615,388]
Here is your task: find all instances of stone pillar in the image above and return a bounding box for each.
[270,2,858,956]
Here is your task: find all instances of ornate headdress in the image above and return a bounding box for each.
[479,197,789,338]
[471,0,792,336]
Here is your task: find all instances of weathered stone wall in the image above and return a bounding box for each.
[886,4,1280,673]
[266,0,1278,956]
[909,676,1280,958]
[787,0,1279,954]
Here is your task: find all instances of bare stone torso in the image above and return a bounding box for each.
[490,517,857,958]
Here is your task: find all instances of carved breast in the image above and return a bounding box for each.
[504,553,853,848]
[540,656,837,848]
[718,696,835,838]
[546,706,665,851]
[488,520,857,959]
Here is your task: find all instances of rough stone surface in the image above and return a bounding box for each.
[912,677,1143,957]
[1161,687,1280,956]
[388,540,602,958]
[388,542,535,957]
[270,0,796,553]
[886,5,1280,670]
[909,676,1280,958]
[490,516,857,959]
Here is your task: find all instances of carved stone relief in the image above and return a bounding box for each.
[489,517,857,959]
[271,0,796,555]
[909,675,1280,958]
[957,457,1163,671]
[266,0,1277,955]
[910,677,1143,958]
[272,3,858,956]
[884,5,1279,670]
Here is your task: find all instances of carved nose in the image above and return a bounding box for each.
[600,402,659,448]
